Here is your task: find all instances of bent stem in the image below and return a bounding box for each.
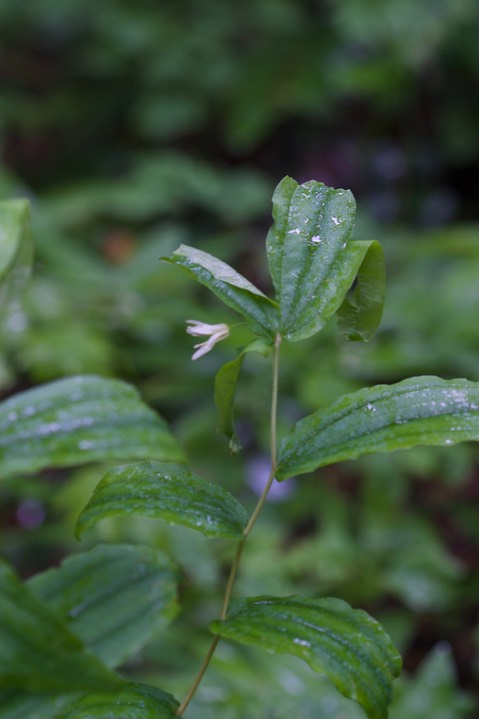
[176,333,282,716]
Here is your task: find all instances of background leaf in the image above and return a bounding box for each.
[57,683,179,719]
[266,177,374,342]
[163,244,278,337]
[0,199,32,311]
[0,688,64,719]
[28,543,179,667]
[210,595,401,719]
[277,376,479,480]
[0,375,184,478]
[389,643,474,719]
[0,544,178,719]
[0,560,121,694]
[76,461,249,539]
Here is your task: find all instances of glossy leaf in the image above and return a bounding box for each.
[58,683,179,719]
[266,176,378,342]
[337,240,386,341]
[0,375,184,478]
[76,461,248,539]
[163,244,278,337]
[28,543,179,667]
[214,338,273,451]
[210,595,401,719]
[0,560,121,694]
[0,199,32,309]
[277,376,479,481]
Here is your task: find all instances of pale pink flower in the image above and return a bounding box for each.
[186,320,230,360]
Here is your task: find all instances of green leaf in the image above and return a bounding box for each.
[76,461,249,539]
[0,199,32,311]
[337,240,386,341]
[277,376,479,481]
[266,176,377,342]
[162,244,278,337]
[0,544,178,718]
[0,689,60,719]
[214,338,273,451]
[28,543,179,668]
[389,644,474,719]
[215,355,244,452]
[210,595,401,719]
[0,375,184,478]
[0,560,122,694]
[58,683,179,719]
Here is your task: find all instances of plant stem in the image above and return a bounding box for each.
[221,539,245,619]
[243,331,281,538]
[270,332,282,467]
[175,635,220,715]
[176,332,282,716]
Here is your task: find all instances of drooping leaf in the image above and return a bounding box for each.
[215,356,244,452]
[28,543,179,667]
[266,176,378,342]
[214,338,273,452]
[337,240,386,341]
[76,461,248,540]
[210,595,401,719]
[162,244,278,337]
[0,560,122,694]
[0,199,32,311]
[0,544,179,718]
[57,683,179,719]
[0,375,184,478]
[277,376,479,481]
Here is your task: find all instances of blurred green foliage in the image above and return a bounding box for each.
[0,0,478,715]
